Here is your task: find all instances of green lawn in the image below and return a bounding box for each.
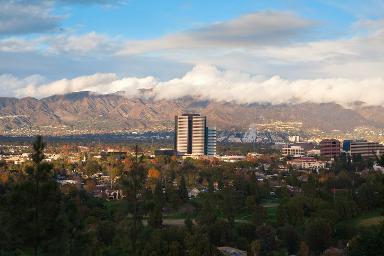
[345,209,384,227]
[359,216,384,226]
[354,209,384,227]
[262,199,280,224]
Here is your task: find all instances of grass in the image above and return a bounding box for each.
[103,197,282,225]
[339,209,384,228]
[359,216,384,227]
[261,198,280,224]
[353,209,384,227]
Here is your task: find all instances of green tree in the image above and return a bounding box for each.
[148,204,163,228]
[279,225,300,255]
[197,199,217,226]
[84,159,101,176]
[304,218,332,254]
[185,230,220,256]
[348,223,384,256]
[120,145,147,253]
[0,136,66,255]
[297,241,309,256]
[178,175,189,202]
[221,188,236,226]
[255,224,277,254]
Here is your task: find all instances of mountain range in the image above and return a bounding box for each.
[0,91,383,134]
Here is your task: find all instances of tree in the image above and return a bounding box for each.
[304,218,332,254]
[120,144,147,253]
[279,225,300,255]
[348,223,384,256]
[252,203,265,226]
[208,177,214,193]
[356,182,382,210]
[185,214,194,232]
[197,199,217,226]
[84,159,101,176]
[297,241,309,256]
[255,224,276,254]
[109,165,122,189]
[249,240,261,256]
[0,136,66,255]
[148,204,163,228]
[178,175,189,202]
[185,230,220,256]
[149,181,163,228]
[221,188,235,226]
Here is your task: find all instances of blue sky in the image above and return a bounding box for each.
[1,0,384,106]
[60,0,354,40]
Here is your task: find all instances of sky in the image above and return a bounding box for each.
[1,0,384,106]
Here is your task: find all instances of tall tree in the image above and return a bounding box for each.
[178,175,189,202]
[121,144,147,253]
[0,136,65,255]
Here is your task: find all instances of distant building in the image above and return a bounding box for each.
[288,135,300,143]
[307,149,321,156]
[174,114,216,156]
[287,157,326,170]
[100,151,127,160]
[320,139,341,159]
[219,155,247,163]
[282,145,304,157]
[343,140,384,157]
[154,148,175,156]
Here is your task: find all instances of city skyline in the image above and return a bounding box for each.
[1,2,384,255]
[0,0,384,107]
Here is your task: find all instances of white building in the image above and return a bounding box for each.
[174,114,216,156]
[288,135,300,143]
[287,157,326,170]
[219,155,247,163]
[282,145,304,157]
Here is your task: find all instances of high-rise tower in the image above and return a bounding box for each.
[174,114,216,156]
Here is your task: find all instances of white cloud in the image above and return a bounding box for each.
[3,65,384,107]
[42,32,121,55]
[0,9,383,87]
[16,73,118,97]
[119,11,314,55]
[0,32,121,56]
[0,1,61,35]
[0,38,40,52]
[0,73,45,97]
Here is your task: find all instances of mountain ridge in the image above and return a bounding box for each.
[0,91,382,134]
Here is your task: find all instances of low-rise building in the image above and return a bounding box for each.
[287,157,326,170]
[219,155,247,163]
[343,140,384,157]
[282,145,304,157]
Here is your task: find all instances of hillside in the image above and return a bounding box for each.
[0,91,381,134]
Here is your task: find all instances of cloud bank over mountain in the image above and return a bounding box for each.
[4,64,384,107]
[1,1,384,108]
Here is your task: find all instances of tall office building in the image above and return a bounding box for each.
[320,139,341,159]
[174,114,216,156]
[205,127,217,156]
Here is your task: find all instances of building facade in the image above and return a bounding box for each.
[343,140,384,157]
[320,139,341,159]
[287,157,326,170]
[282,145,304,157]
[205,127,217,156]
[174,114,216,156]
